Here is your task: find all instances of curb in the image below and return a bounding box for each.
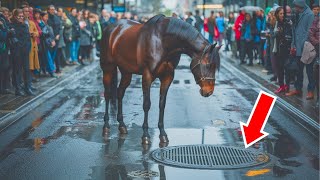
[0,61,99,133]
[220,53,319,136]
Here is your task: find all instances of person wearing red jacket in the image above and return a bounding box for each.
[234,10,245,58]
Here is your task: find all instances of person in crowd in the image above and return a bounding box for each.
[89,13,100,61]
[68,8,80,65]
[240,13,255,66]
[0,12,10,94]
[185,12,196,26]
[207,11,216,44]
[309,4,319,106]
[100,9,109,29]
[10,9,33,96]
[55,7,68,72]
[194,10,204,32]
[252,12,262,64]
[0,7,11,94]
[47,5,61,70]
[216,11,225,46]
[267,6,278,82]
[93,13,102,58]
[259,9,267,66]
[273,7,292,93]
[234,9,245,58]
[172,12,179,18]
[79,17,92,65]
[225,12,234,53]
[109,11,117,24]
[23,6,40,85]
[33,8,47,75]
[62,12,72,65]
[286,0,315,99]
[40,11,56,77]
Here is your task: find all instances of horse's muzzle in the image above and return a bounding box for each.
[200,89,213,97]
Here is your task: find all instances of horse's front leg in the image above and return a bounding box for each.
[117,73,132,134]
[102,68,115,135]
[158,69,174,144]
[141,69,154,145]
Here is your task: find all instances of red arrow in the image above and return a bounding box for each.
[240,91,277,148]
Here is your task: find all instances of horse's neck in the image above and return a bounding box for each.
[166,36,208,60]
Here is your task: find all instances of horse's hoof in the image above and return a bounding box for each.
[141,136,152,145]
[102,127,110,136]
[118,126,128,134]
[159,142,169,148]
[159,135,169,144]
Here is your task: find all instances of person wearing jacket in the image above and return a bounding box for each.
[273,7,292,94]
[240,13,255,66]
[234,10,245,58]
[47,5,61,68]
[207,11,216,44]
[23,6,40,84]
[55,7,67,73]
[69,8,80,65]
[216,11,225,46]
[10,9,33,96]
[62,12,72,64]
[286,0,315,99]
[79,19,92,65]
[0,13,10,94]
[309,4,319,106]
[40,11,56,77]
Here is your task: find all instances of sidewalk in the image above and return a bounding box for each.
[0,60,99,131]
[221,52,319,122]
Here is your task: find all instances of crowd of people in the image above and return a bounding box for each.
[0,3,142,96]
[0,1,319,107]
[181,0,319,106]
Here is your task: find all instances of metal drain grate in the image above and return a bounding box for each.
[151,145,269,169]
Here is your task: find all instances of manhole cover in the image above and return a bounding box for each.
[127,170,159,178]
[151,145,269,169]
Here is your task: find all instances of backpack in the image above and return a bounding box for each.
[300,41,316,64]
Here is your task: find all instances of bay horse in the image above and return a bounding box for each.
[100,14,221,145]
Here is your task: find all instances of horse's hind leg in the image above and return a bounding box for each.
[117,72,132,134]
[158,66,174,144]
[141,69,154,145]
[102,65,117,135]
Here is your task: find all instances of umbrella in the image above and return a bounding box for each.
[239,6,263,12]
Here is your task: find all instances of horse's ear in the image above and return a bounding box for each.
[209,43,217,53]
[217,45,223,51]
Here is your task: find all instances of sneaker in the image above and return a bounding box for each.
[262,69,268,73]
[306,92,314,100]
[285,90,302,96]
[274,85,289,94]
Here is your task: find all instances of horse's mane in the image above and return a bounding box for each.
[165,18,200,42]
[144,14,165,26]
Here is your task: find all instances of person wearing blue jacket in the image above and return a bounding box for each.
[216,11,225,46]
[240,13,255,66]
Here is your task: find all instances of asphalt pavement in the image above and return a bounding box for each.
[0,55,318,180]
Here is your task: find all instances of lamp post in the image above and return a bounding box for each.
[203,0,206,17]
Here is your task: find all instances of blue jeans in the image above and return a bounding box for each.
[46,50,56,73]
[209,34,214,44]
[295,56,315,91]
[70,40,80,62]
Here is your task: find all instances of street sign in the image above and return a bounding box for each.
[113,6,125,12]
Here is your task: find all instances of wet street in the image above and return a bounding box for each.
[0,58,319,180]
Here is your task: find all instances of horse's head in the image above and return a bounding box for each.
[190,43,221,97]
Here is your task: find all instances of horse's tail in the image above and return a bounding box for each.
[100,24,116,69]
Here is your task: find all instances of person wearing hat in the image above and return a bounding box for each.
[286,0,315,99]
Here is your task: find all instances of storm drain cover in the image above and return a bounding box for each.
[151,145,269,169]
[127,170,159,178]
